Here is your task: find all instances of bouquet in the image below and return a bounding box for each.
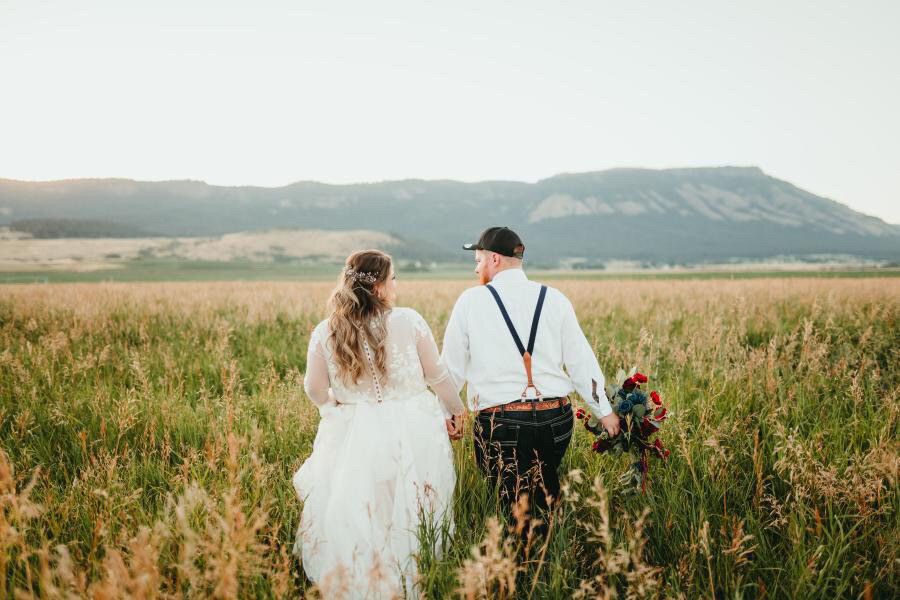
[576,368,670,494]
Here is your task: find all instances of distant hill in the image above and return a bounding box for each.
[1,167,897,265]
[9,218,154,238]
[0,228,402,271]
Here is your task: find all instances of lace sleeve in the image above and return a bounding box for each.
[411,311,465,418]
[304,324,333,407]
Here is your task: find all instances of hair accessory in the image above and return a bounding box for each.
[345,267,378,285]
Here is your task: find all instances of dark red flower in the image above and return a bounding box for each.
[641,416,660,436]
[575,408,587,420]
[622,377,636,391]
[654,406,667,420]
[650,390,661,405]
[584,421,602,435]
[592,437,615,453]
[653,438,670,459]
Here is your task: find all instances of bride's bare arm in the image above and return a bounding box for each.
[414,317,465,418]
[304,332,334,407]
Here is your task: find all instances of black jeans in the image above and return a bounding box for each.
[474,402,574,519]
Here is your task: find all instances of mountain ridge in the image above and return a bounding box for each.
[1,167,897,264]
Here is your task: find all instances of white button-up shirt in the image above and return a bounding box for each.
[441,268,612,419]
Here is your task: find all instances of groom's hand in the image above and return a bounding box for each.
[600,413,620,437]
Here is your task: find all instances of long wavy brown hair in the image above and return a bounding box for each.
[327,249,393,386]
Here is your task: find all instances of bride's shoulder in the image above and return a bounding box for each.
[309,319,330,344]
[388,306,422,322]
[388,307,429,332]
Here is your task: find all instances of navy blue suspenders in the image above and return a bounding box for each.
[485,284,548,400]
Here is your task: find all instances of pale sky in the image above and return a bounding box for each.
[1,0,898,223]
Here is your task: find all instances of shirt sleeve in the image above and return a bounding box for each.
[303,325,334,408]
[559,294,612,419]
[411,311,465,419]
[440,292,470,396]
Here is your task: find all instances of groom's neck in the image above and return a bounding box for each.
[489,264,523,282]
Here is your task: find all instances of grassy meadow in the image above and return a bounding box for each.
[2,257,898,284]
[0,277,897,598]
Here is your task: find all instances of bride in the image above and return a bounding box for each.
[292,249,465,599]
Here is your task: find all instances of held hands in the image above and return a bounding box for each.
[445,415,464,440]
[599,412,621,437]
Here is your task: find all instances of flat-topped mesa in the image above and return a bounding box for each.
[1,167,897,263]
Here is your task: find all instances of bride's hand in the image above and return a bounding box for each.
[453,415,465,439]
[445,416,463,440]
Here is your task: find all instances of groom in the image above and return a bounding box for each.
[441,226,620,518]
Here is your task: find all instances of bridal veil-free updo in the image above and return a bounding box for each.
[327,249,392,386]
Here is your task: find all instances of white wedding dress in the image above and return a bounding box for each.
[293,307,464,599]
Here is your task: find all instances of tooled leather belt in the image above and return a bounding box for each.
[478,396,570,413]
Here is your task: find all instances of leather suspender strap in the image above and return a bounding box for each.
[485,284,548,399]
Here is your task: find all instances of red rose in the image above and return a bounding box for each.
[634,373,648,384]
[575,408,586,420]
[641,416,660,436]
[653,438,670,458]
[622,377,636,391]
[654,406,667,419]
[650,390,661,405]
[592,437,614,453]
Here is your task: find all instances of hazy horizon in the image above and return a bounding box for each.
[2,1,898,224]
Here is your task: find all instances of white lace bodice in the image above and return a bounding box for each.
[304,308,464,417]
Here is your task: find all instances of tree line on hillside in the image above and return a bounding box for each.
[8,218,155,238]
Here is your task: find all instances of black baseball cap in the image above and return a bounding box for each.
[462,226,525,259]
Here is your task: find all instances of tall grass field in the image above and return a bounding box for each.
[1,278,897,598]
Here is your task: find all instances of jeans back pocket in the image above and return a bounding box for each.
[550,411,574,444]
[477,416,520,448]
